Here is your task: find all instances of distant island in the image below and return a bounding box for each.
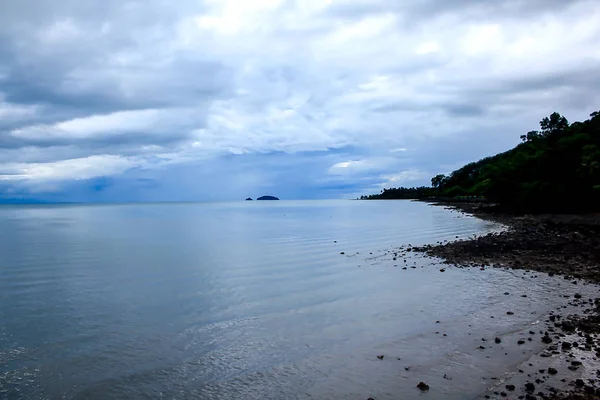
[246,197,253,201]
[257,195,279,200]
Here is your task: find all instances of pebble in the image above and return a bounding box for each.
[542,336,553,344]
[525,382,535,392]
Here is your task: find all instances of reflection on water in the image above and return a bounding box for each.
[0,201,586,399]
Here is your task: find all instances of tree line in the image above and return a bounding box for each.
[363,111,600,213]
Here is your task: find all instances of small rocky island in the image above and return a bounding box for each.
[245,197,253,201]
[257,195,279,200]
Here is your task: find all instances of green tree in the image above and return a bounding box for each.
[431,174,447,188]
[540,112,569,137]
[363,110,600,212]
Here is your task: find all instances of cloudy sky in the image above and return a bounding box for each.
[1,0,599,202]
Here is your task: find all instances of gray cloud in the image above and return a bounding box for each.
[324,0,588,23]
[0,0,599,199]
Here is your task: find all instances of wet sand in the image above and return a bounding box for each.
[412,202,600,399]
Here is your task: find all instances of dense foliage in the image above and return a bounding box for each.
[360,186,435,200]
[365,111,600,212]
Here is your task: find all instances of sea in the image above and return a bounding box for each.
[0,200,590,399]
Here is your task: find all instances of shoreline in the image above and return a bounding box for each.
[416,201,600,282]
[413,201,600,399]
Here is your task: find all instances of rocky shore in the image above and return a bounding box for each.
[415,202,600,281]
[413,202,600,400]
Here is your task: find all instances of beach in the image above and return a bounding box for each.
[412,202,600,399]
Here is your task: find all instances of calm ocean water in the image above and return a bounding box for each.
[0,200,587,399]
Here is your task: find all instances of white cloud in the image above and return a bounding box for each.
[10,108,201,141]
[328,160,370,175]
[378,169,432,188]
[0,155,142,181]
[416,41,441,55]
[328,157,401,176]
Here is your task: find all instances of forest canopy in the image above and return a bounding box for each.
[363,111,600,213]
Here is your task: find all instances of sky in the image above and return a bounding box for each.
[1,0,599,202]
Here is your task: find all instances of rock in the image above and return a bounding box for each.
[525,382,535,392]
[440,268,446,272]
[506,384,516,391]
[575,293,582,299]
[417,382,430,391]
[518,339,526,345]
[585,386,596,394]
[340,252,345,255]
[571,360,582,366]
[548,367,558,375]
[575,379,585,387]
[542,336,553,344]
[561,322,575,332]
[561,341,572,350]
[495,337,502,343]
[376,355,384,360]
[507,311,514,315]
